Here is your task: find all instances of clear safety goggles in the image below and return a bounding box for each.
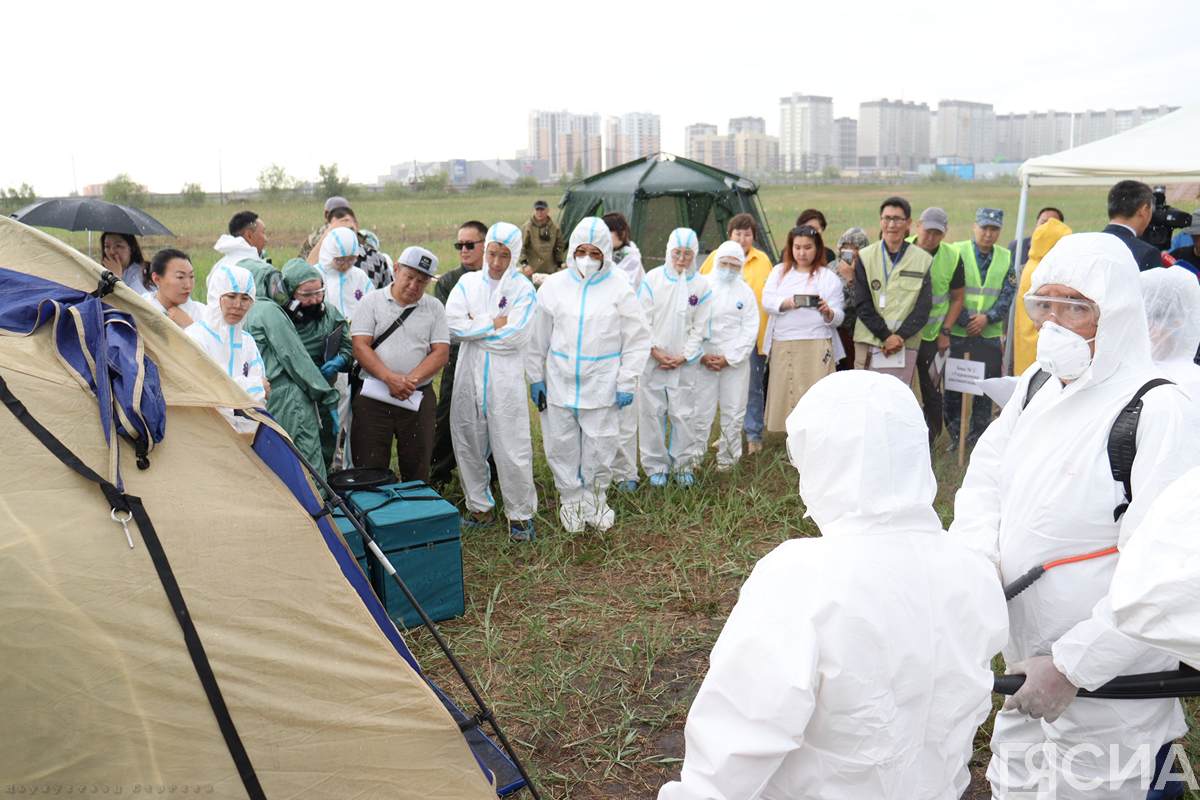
[1023,293,1099,327]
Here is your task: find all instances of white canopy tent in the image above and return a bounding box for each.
[1004,105,1200,373]
[1013,105,1200,264]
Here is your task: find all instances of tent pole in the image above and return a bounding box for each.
[251,416,543,799]
[1004,174,1031,376]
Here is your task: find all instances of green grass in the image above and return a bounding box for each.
[35,181,1114,302]
[31,183,1192,797]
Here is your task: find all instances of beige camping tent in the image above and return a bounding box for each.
[0,216,496,798]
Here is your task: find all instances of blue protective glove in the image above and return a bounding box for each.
[530,381,547,411]
[615,391,634,409]
[329,410,340,437]
[320,353,349,380]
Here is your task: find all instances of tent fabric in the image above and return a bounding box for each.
[0,216,496,798]
[558,153,777,268]
[1019,105,1200,186]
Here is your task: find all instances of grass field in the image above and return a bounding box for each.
[25,182,1199,797]
[32,180,1117,300]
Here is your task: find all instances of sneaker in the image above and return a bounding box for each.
[616,478,639,493]
[675,471,695,487]
[461,511,494,529]
[649,472,669,487]
[746,440,763,455]
[509,520,535,542]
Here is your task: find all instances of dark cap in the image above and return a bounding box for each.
[533,200,549,210]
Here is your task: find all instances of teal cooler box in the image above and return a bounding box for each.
[330,508,372,579]
[347,481,464,629]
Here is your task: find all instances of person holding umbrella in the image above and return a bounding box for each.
[101,232,148,293]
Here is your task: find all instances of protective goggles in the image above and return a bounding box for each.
[1023,293,1099,327]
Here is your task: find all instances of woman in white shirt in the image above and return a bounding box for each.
[760,225,845,434]
[143,248,204,328]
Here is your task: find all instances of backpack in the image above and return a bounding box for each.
[1022,370,1173,521]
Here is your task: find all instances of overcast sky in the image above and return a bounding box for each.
[5,0,1197,195]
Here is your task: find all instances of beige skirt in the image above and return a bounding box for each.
[765,338,835,433]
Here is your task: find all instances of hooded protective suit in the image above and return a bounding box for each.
[239,261,340,479]
[188,265,265,433]
[527,217,651,532]
[1109,465,1200,668]
[283,258,352,468]
[1141,266,1200,399]
[611,239,646,485]
[319,226,373,321]
[660,371,1008,800]
[950,233,1200,799]
[636,229,712,477]
[445,222,538,522]
[692,241,760,470]
[211,233,261,276]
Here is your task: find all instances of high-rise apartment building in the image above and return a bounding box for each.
[779,93,834,173]
[857,99,930,171]
[529,110,603,177]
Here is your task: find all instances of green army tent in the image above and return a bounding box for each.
[557,153,777,268]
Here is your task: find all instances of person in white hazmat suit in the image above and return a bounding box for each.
[949,233,1200,799]
[317,225,373,465]
[1110,465,1200,669]
[445,222,539,542]
[189,264,266,434]
[692,240,760,471]
[659,370,1008,800]
[526,217,651,533]
[1140,266,1200,399]
[636,228,712,486]
[606,212,645,492]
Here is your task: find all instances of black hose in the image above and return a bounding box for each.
[1003,565,1046,601]
[995,665,1200,700]
[245,413,541,799]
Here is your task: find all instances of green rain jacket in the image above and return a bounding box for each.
[240,258,339,479]
[282,259,354,466]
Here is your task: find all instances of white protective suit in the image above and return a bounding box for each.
[445,222,538,522]
[318,225,372,462]
[527,217,651,532]
[318,226,373,320]
[211,233,261,275]
[1110,465,1200,669]
[692,241,760,470]
[636,229,712,477]
[189,264,265,433]
[950,233,1200,799]
[1141,266,1200,399]
[660,370,1008,800]
[611,240,646,485]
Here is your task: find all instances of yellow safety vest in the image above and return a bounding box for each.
[951,242,1011,339]
[852,241,933,349]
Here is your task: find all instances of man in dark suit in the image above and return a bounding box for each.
[1103,180,1162,271]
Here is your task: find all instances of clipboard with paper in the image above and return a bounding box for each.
[322,322,346,363]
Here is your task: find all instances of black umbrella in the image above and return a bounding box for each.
[11,197,174,237]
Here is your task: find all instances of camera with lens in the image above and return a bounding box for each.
[1141,186,1193,251]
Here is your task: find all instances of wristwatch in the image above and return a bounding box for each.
[941,327,952,336]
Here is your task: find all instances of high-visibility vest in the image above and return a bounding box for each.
[920,242,961,342]
[951,241,1011,339]
[852,241,933,349]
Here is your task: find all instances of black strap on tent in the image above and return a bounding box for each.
[0,373,266,798]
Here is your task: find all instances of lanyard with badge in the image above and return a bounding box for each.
[879,245,900,310]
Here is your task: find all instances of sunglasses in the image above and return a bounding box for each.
[453,240,482,251]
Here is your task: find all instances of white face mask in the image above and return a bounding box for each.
[715,266,739,284]
[1036,320,1096,380]
[576,256,601,277]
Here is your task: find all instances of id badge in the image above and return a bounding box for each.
[878,292,887,310]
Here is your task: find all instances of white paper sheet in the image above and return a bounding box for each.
[871,346,906,369]
[361,376,423,411]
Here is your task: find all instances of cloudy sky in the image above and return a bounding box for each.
[5,0,1197,195]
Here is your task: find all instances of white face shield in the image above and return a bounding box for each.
[1140,267,1200,363]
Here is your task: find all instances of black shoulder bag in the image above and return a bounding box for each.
[349,305,417,399]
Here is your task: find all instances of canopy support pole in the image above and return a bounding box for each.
[1004,173,1031,376]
